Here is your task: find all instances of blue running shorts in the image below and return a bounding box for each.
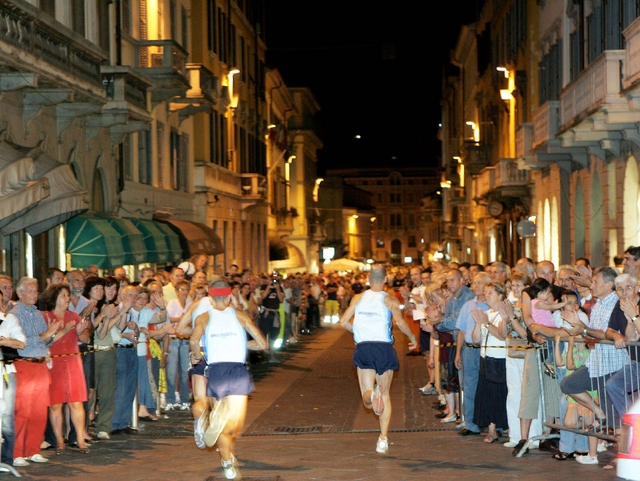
[352,341,399,375]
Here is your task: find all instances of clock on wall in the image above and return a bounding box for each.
[487,200,504,217]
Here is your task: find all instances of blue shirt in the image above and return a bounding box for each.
[455,297,489,344]
[437,285,475,333]
[13,302,48,358]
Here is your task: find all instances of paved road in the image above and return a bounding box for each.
[13,325,619,480]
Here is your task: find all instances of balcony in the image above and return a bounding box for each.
[168,63,217,121]
[135,40,190,105]
[624,16,640,97]
[475,159,530,201]
[0,0,106,101]
[194,162,266,209]
[560,50,626,130]
[241,173,267,202]
[89,66,152,146]
[461,140,490,176]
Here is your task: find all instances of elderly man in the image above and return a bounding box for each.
[561,267,628,431]
[138,268,155,286]
[487,262,510,284]
[10,278,62,466]
[454,272,491,436]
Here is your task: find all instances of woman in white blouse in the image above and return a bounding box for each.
[471,282,510,444]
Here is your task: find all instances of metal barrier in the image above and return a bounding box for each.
[532,336,640,451]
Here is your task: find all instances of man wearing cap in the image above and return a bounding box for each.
[190,279,266,479]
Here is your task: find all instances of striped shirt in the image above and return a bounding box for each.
[10,302,48,358]
[585,291,629,377]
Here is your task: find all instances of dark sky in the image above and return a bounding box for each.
[264,1,481,175]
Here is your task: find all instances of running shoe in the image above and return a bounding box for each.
[221,454,238,479]
[205,398,228,448]
[193,407,210,449]
[376,437,389,453]
[575,454,598,465]
[371,384,384,416]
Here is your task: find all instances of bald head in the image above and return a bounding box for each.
[369,266,387,286]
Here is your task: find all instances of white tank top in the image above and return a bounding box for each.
[204,306,247,364]
[353,290,394,344]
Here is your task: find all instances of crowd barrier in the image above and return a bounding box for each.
[533,336,640,446]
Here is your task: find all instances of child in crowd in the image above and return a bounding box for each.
[529,278,564,328]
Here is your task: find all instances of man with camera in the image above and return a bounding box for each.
[257,272,284,363]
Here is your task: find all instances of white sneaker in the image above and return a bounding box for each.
[376,436,389,453]
[221,454,238,479]
[25,454,48,463]
[97,431,111,440]
[504,440,518,448]
[180,402,191,411]
[12,457,28,467]
[576,454,598,465]
[164,403,176,411]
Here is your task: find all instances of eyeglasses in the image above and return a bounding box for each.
[616,285,636,293]
[177,288,189,292]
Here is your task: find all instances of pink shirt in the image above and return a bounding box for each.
[530,299,556,328]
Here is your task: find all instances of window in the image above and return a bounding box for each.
[207,0,217,53]
[39,0,55,17]
[123,135,133,181]
[122,0,131,35]
[230,24,237,68]
[408,214,415,228]
[539,40,562,104]
[377,193,383,203]
[408,235,416,248]
[181,6,188,48]
[170,0,177,40]
[587,4,603,64]
[408,192,415,203]
[138,130,152,185]
[157,122,165,188]
[170,130,188,191]
[72,0,86,36]
[218,7,227,63]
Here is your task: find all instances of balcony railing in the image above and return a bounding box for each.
[532,101,561,149]
[101,66,150,113]
[186,63,218,103]
[624,16,640,88]
[240,173,267,200]
[136,39,188,77]
[559,50,625,130]
[0,0,103,88]
[516,123,533,158]
[475,159,529,199]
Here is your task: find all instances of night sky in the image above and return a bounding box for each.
[264,1,482,175]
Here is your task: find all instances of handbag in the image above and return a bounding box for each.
[506,337,528,359]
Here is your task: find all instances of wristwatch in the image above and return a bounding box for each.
[632,316,639,322]
[583,328,588,337]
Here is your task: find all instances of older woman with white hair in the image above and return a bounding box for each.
[605,272,640,420]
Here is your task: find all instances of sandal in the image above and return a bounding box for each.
[553,451,574,460]
[484,432,500,443]
[55,446,65,455]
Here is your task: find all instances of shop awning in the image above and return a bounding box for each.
[269,237,289,262]
[153,221,183,263]
[2,164,88,236]
[94,215,147,265]
[127,218,171,264]
[158,219,224,257]
[271,242,306,270]
[0,156,50,230]
[66,213,126,269]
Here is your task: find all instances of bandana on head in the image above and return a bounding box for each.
[209,287,232,297]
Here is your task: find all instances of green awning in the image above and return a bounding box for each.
[127,218,170,264]
[66,213,126,269]
[153,221,183,263]
[95,215,147,265]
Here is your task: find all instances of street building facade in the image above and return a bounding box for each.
[442,0,640,267]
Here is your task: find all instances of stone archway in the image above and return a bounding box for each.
[624,156,640,248]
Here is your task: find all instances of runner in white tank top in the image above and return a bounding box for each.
[189,280,267,480]
[340,265,417,455]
